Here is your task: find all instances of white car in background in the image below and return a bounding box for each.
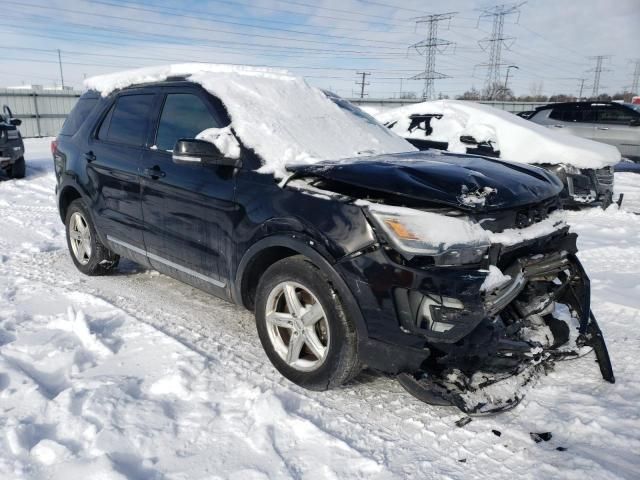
[376,100,621,208]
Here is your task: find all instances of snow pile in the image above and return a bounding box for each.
[2,140,640,479]
[481,265,512,292]
[195,126,240,159]
[376,100,621,169]
[458,186,497,208]
[489,211,567,246]
[85,64,414,177]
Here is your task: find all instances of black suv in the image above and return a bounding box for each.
[0,105,25,179]
[53,68,613,412]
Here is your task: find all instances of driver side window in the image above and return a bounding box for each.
[155,93,224,151]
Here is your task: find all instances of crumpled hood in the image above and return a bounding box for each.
[287,150,564,211]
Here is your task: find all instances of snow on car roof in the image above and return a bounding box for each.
[376,100,620,169]
[84,64,414,178]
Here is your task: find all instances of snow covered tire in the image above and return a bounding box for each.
[65,198,119,276]
[255,255,360,391]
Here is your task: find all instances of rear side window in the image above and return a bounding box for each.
[60,96,98,136]
[595,106,635,124]
[155,93,224,151]
[549,105,594,123]
[99,94,155,146]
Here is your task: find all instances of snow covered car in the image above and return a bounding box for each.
[53,65,614,414]
[376,100,620,208]
[0,105,26,179]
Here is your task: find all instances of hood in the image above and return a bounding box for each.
[287,150,564,211]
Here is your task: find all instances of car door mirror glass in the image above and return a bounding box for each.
[172,138,240,167]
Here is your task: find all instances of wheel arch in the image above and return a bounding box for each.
[58,184,83,222]
[234,234,368,339]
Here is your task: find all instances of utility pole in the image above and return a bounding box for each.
[477,3,524,99]
[631,59,640,94]
[588,55,612,98]
[57,49,65,89]
[504,65,518,94]
[355,72,370,99]
[410,12,456,101]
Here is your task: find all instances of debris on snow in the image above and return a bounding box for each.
[455,417,473,428]
[530,432,553,443]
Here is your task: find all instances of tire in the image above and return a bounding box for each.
[65,198,119,275]
[8,157,25,179]
[255,255,360,391]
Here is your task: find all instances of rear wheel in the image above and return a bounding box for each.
[65,199,119,275]
[255,256,360,390]
[8,157,25,179]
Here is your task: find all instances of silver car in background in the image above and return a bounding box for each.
[528,102,640,162]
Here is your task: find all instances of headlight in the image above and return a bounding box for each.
[367,205,490,266]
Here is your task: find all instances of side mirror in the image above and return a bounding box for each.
[10,118,21,126]
[459,135,478,145]
[172,139,240,167]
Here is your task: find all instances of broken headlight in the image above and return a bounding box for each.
[367,206,490,266]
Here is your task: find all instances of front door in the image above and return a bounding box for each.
[140,87,237,298]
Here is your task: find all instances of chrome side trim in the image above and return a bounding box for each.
[106,235,226,288]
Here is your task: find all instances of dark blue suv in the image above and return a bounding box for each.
[52,66,613,413]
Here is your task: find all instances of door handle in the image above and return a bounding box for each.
[143,166,166,179]
[85,151,96,162]
[596,127,609,130]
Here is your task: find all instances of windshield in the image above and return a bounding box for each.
[625,103,640,113]
[190,71,415,177]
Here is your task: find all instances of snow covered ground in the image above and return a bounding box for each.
[1,138,639,479]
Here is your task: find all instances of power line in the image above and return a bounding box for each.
[86,0,415,48]
[9,2,411,52]
[477,2,524,96]
[410,12,457,100]
[355,72,371,98]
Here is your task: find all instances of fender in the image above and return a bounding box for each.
[233,233,369,340]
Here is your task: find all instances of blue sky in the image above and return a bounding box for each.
[0,0,638,98]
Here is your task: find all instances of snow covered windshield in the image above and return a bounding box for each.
[376,100,621,169]
[85,64,414,178]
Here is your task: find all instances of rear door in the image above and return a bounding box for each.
[87,90,157,255]
[593,104,640,158]
[140,86,237,297]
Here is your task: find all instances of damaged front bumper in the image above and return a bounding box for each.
[338,227,614,413]
[541,164,614,208]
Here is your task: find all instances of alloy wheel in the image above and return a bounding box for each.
[265,281,330,372]
[69,212,92,265]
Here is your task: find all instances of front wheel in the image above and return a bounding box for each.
[255,256,360,391]
[8,157,25,179]
[65,199,119,275]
